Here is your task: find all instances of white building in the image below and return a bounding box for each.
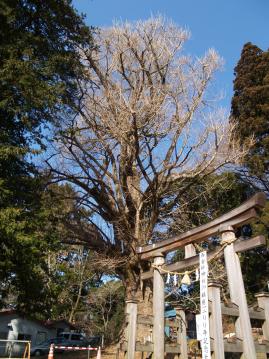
[0,310,75,357]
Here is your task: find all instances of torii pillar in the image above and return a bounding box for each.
[153,253,165,359]
[220,226,256,359]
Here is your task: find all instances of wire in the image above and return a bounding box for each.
[151,237,237,276]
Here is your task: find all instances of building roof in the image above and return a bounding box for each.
[0,310,76,329]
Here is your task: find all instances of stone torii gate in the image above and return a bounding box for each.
[125,192,267,359]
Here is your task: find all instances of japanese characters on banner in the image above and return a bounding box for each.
[195,313,202,340]
[199,251,211,359]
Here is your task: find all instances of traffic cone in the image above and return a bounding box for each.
[48,344,54,359]
[96,346,101,359]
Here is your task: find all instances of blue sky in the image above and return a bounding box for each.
[72,0,268,109]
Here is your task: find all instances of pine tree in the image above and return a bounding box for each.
[231,42,269,190]
[0,0,94,315]
[231,44,269,299]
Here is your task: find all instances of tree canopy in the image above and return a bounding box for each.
[48,17,247,298]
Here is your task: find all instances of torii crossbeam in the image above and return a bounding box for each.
[136,192,266,260]
[124,192,267,359]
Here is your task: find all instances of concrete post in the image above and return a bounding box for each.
[126,299,138,359]
[255,292,269,341]
[153,254,165,359]
[208,281,224,359]
[174,306,188,359]
[221,226,256,359]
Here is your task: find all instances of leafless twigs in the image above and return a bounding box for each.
[47,17,249,286]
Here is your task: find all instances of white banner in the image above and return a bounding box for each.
[195,314,202,341]
[199,251,211,359]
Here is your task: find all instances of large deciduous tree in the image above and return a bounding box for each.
[231,42,269,192]
[48,17,247,300]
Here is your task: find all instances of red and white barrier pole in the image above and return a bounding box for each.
[53,345,101,356]
[48,344,54,359]
[54,346,98,351]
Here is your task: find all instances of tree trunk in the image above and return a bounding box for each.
[121,263,153,344]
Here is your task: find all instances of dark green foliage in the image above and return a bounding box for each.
[179,172,252,226]
[0,180,58,314]
[0,0,93,146]
[242,201,269,300]
[159,172,252,238]
[241,246,268,301]
[0,180,96,316]
[231,42,269,300]
[231,42,269,185]
[0,0,94,316]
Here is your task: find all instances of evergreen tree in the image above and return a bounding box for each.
[0,0,94,315]
[231,42,269,300]
[160,172,252,236]
[0,0,93,140]
[231,42,269,191]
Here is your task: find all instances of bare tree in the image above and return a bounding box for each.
[47,17,247,299]
[87,281,124,341]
